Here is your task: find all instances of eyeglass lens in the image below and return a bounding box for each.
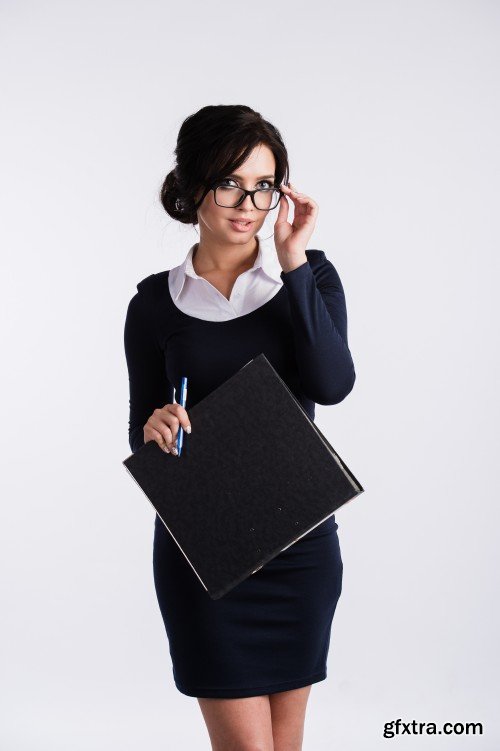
[215,186,281,210]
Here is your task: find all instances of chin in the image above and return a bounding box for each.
[221,227,259,242]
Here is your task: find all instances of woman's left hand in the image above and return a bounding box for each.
[273,182,319,273]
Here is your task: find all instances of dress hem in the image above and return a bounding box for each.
[174,670,327,699]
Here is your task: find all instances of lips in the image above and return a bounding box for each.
[229,219,254,231]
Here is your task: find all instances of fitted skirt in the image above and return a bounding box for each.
[152,512,343,698]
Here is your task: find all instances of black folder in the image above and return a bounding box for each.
[123,353,364,599]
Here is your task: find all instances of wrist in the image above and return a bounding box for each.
[280,253,308,274]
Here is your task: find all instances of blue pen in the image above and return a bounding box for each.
[176,376,188,457]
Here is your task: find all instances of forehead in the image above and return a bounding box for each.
[232,144,276,176]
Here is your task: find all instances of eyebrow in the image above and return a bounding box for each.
[227,173,275,181]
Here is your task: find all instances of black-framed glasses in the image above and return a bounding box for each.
[212,182,283,211]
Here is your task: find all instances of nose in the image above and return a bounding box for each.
[239,193,254,210]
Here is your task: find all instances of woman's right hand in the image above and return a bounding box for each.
[143,403,192,456]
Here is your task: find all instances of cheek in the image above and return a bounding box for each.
[199,196,266,235]
[198,195,228,229]
[200,205,228,232]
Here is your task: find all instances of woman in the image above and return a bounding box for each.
[124,104,356,750]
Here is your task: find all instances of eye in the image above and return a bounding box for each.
[218,178,274,189]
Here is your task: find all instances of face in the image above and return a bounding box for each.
[194,143,277,247]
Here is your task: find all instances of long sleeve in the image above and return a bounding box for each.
[124,290,174,454]
[280,250,356,405]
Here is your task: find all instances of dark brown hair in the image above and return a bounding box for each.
[160,105,290,226]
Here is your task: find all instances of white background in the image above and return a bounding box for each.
[1,1,499,748]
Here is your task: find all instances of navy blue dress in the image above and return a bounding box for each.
[124,249,356,698]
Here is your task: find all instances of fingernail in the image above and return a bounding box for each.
[171,445,178,455]
[186,425,191,434]
[163,445,170,453]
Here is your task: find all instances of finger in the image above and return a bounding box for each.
[292,195,318,216]
[282,185,308,207]
[151,408,178,452]
[147,425,173,453]
[166,403,192,434]
[162,408,185,454]
[164,413,180,452]
[280,183,297,196]
[152,421,174,450]
[291,192,315,204]
[288,185,314,204]
[276,189,289,224]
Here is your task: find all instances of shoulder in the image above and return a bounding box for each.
[126,270,170,322]
[136,269,170,298]
[128,269,170,305]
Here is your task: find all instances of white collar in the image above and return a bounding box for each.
[169,235,283,302]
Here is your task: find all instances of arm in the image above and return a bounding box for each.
[280,250,356,405]
[124,290,174,453]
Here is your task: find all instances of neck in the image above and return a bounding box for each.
[193,235,259,275]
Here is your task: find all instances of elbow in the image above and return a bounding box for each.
[313,364,356,406]
[335,366,356,403]
[129,425,145,454]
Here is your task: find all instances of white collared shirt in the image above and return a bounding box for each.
[168,235,284,322]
